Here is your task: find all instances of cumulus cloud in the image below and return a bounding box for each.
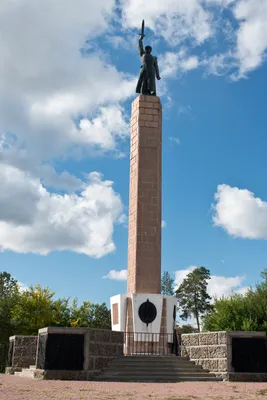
[202,0,267,78]
[1,0,267,259]
[175,266,249,300]
[0,0,137,211]
[103,269,128,280]
[0,0,135,163]
[122,0,212,46]
[161,220,167,228]
[0,165,123,257]
[160,51,199,78]
[234,0,267,76]
[213,184,267,239]
[122,0,267,79]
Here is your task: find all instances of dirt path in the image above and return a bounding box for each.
[1,375,267,400]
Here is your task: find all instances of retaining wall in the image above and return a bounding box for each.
[34,327,123,380]
[6,335,38,374]
[181,331,266,381]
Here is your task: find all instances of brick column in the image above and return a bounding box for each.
[127,95,162,295]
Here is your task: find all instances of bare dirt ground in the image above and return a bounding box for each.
[1,375,267,400]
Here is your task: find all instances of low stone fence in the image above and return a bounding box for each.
[6,335,38,374]
[181,331,267,381]
[34,327,123,380]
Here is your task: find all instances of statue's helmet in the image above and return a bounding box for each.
[145,45,152,53]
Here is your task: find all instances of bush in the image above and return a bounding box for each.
[0,342,8,373]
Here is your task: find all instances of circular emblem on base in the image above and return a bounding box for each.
[138,299,157,326]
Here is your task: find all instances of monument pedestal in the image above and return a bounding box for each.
[110,95,176,355]
[110,293,177,355]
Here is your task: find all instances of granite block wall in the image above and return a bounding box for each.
[6,335,38,374]
[181,331,228,378]
[181,331,267,380]
[34,327,123,380]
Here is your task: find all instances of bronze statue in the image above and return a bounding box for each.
[136,20,161,96]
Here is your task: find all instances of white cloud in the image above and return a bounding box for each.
[207,275,249,299]
[234,0,267,76]
[0,165,123,258]
[0,144,84,192]
[160,51,199,78]
[77,106,129,151]
[18,282,30,293]
[201,0,267,78]
[0,0,135,163]
[122,0,267,79]
[161,220,167,228]
[180,56,199,71]
[201,52,237,77]
[169,137,181,145]
[122,0,212,46]
[103,269,128,280]
[175,266,249,299]
[213,184,267,239]
[175,266,196,289]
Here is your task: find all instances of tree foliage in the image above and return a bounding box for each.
[176,324,199,335]
[69,299,111,329]
[0,271,112,371]
[0,272,20,342]
[203,269,267,332]
[161,271,174,296]
[12,285,57,335]
[176,267,213,331]
[0,273,111,337]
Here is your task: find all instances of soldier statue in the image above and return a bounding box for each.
[136,21,161,96]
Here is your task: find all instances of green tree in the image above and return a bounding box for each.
[176,267,213,332]
[203,294,251,331]
[12,284,56,335]
[176,324,199,335]
[0,272,20,343]
[203,269,267,333]
[161,271,174,296]
[69,299,111,329]
[52,298,71,327]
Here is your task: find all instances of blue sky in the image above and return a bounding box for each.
[1,0,267,321]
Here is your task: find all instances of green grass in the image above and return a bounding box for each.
[256,388,267,396]
[164,397,195,400]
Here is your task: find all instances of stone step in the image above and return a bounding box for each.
[14,369,34,378]
[120,356,188,361]
[29,365,36,370]
[96,355,222,383]
[113,358,195,364]
[110,362,198,368]
[106,365,209,372]
[100,373,216,379]
[95,376,222,382]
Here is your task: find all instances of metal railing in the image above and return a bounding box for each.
[123,331,179,356]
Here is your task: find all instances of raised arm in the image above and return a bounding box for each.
[138,36,145,57]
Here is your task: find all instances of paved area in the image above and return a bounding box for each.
[1,375,267,400]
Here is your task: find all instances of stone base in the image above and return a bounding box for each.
[111,293,177,355]
[228,373,267,382]
[181,331,267,380]
[34,369,98,381]
[5,366,22,375]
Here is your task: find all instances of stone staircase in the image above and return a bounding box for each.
[14,365,35,378]
[95,356,222,382]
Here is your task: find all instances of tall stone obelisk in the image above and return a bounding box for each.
[127,95,162,295]
[110,95,176,354]
[110,21,176,355]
